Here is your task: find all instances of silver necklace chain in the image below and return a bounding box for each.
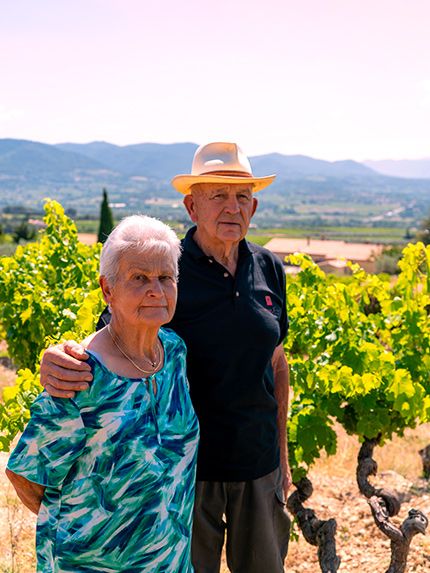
[107,324,162,375]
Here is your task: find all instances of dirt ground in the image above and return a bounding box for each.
[0,340,15,389]
[281,465,430,572]
[77,233,97,245]
[1,358,430,573]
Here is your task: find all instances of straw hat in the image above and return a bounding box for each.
[171,142,276,194]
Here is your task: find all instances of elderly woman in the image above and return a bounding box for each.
[6,215,199,572]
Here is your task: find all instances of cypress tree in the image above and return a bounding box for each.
[97,188,115,244]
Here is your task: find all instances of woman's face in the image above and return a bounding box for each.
[100,247,178,329]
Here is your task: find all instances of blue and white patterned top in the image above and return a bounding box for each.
[7,328,199,572]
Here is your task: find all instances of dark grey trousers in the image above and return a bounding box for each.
[191,467,291,573]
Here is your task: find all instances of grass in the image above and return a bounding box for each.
[247,226,408,246]
[75,219,100,234]
[292,201,401,215]
[0,455,37,573]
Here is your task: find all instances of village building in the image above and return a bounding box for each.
[264,237,384,274]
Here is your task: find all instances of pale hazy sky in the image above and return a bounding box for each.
[1,0,429,160]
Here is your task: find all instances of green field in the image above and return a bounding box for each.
[247,226,407,245]
[75,222,408,246]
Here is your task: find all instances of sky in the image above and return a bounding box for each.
[1,0,429,161]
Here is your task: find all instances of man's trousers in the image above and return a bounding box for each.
[192,467,291,573]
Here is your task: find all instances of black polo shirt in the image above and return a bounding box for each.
[167,227,288,482]
[96,227,288,481]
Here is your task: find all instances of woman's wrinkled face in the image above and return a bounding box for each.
[100,247,178,329]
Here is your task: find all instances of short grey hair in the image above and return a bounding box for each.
[99,215,181,284]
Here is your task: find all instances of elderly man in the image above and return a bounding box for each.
[41,142,292,573]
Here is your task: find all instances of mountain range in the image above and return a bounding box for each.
[0,138,381,182]
[0,139,429,225]
[2,138,429,181]
[2,138,430,184]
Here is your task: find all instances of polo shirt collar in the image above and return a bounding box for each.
[183,226,253,261]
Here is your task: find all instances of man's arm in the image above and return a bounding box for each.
[272,343,292,499]
[5,469,45,514]
[40,341,92,398]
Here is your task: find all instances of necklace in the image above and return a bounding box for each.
[107,324,162,375]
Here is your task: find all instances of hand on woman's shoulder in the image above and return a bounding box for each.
[80,330,98,349]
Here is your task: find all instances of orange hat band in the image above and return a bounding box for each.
[198,170,253,178]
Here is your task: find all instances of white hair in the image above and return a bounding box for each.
[99,215,181,284]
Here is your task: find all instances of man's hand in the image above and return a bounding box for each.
[40,341,92,398]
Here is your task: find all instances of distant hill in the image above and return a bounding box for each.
[56,143,378,179]
[57,143,376,179]
[364,159,430,179]
[0,138,110,178]
[250,153,377,178]
[56,141,199,179]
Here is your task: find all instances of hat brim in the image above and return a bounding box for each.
[171,174,276,195]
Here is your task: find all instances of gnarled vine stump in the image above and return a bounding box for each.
[418,445,430,479]
[287,477,340,573]
[357,437,428,572]
[369,498,428,573]
[357,436,401,516]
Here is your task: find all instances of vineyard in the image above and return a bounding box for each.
[284,246,430,571]
[0,201,429,572]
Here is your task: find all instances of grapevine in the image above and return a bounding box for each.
[284,246,430,571]
[285,246,430,481]
[0,200,105,450]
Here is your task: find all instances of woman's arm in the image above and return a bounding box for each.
[6,468,45,514]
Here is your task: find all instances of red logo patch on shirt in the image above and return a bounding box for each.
[265,295,273,306]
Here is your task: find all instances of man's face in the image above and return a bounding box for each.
[184,183,258,245]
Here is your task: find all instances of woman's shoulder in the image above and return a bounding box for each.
[160,327,187,354]
[77,331,118,404]
[82,329,118,379]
